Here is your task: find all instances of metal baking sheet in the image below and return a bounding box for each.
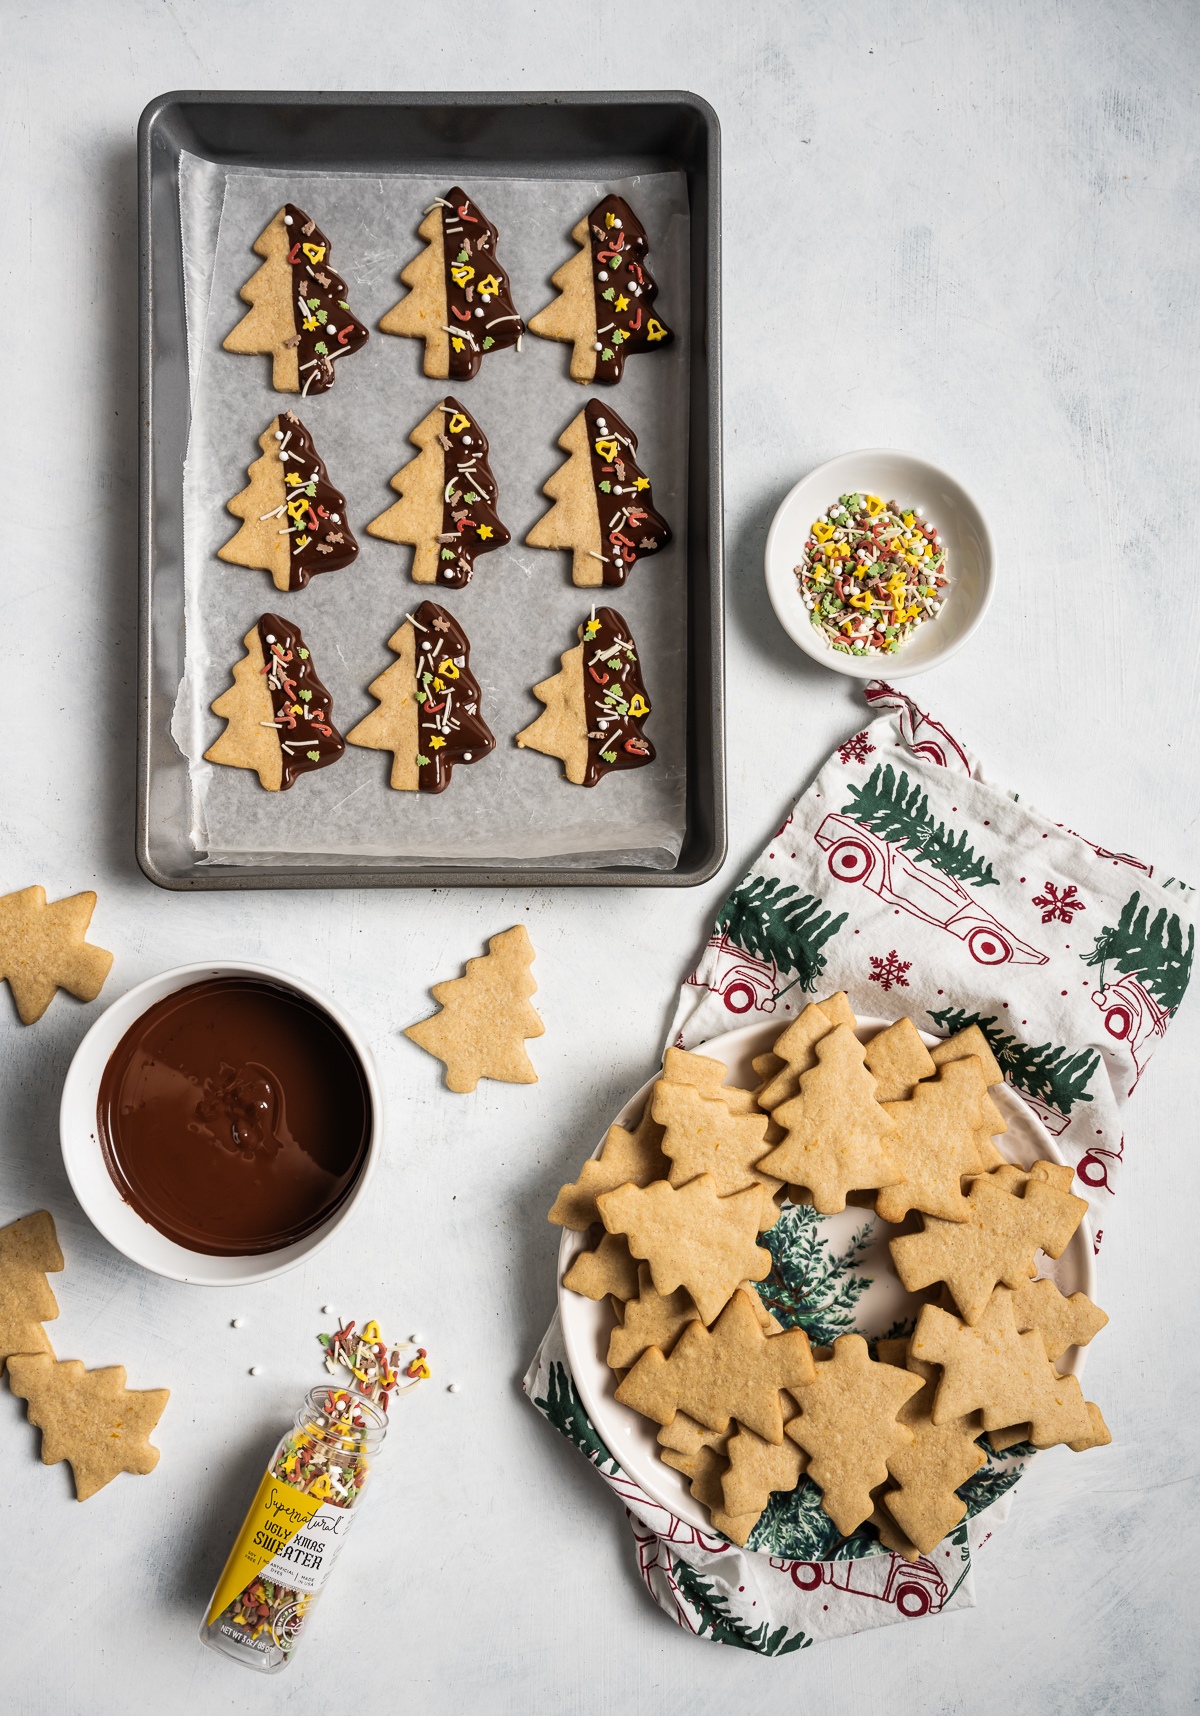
[137,91,724,889]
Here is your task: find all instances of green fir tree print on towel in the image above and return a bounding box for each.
[926,1005,1100,1114]
[841,764,999,888]
[747,1475,886,1562]
[755,1204,874,1347]
[669,1557,813,1653]
[1085,889,1195,1012]
[533,1361,619,1475]
[716,875,847,997]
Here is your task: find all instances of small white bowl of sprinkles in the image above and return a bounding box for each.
[764,449,994,679]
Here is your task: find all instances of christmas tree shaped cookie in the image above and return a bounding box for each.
[380,188,524,379]
[597,1177,771,1327]
[516,607,654,786]
[367,399,510,587]
[0,1211,63,1369]
[548,1094,670,1231]
[218,413,358,593]
[874,1057,991,1225]
[347,602,495,793]
[529,193,673,384]
[526,401,671,587]
[0,888,112,1025]
[204,614,346,792]
[7,1353,170,1501]
[756,1026,902,1213]
[223,204,369,394]
[404,924,544,1093]
[784,1335,924,1536]
[874,1340,987,1555]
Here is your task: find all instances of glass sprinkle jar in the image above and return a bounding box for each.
[199,1385,387,1673]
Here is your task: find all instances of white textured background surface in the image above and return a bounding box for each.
[3,3,1198,1711]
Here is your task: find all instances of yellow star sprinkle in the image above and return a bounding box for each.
[615,294,629,312]
[478,524,493,540]
[429,736,446,750]
[635,477,650,491]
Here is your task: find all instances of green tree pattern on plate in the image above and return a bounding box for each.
[533,1360,619,1475]
[841,763,999,888]
[926,1004,1099,1114]
[715,874,847,998]
[1085,888,1195,1012]
[670,1556,812,1653]
[747,1473,886,1561]
[755,1203,874,1346]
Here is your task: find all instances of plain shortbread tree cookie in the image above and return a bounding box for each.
[0,887,113,1025]
[404,924,544,1093]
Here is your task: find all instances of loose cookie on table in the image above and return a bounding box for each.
[347,602,495,792]
[218,414,358,593]
[516,607,654,786]
[783,1334,923,1537]
[380,188,524,379]
[205,615,345,792]
[367,399,510,587]
[890,1160,1089,1324]
[223,204,369,395]
[597,1176,771,1327]
[7,1354,170,1501]
[911,1291,1104,1450]
[0,889,113,1025]
[615,1288,814,1444]
[529,193,673,384]
[526,401,670,587]
[404,924,544,1093]
[0,1212,63,1370]
[756,1026,901,1214]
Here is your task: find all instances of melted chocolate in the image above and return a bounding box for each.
[439,188,524,379]
[579,606,655,785]
[585,194,673,384]
[274,411,358,590]
[582,400,671,586]
[97,977,371,1257]
[257,614,346,789]
[435,398,510,587]
[412,602,496,791]
[283,204,369,395]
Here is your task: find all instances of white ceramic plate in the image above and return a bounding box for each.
[764,448,995,679]
[557,1017,1094,1545]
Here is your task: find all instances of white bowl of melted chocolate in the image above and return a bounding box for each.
[60,962,380,1286]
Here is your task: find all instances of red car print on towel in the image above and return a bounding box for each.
[863,682,972,776]
[1076,1133,1124,1195]
[813,814,1048,968]
[770,1552,950,1618]
[1090,973,1169,1095]
[1014,1090,1072,1138]
[687,931,782,1016]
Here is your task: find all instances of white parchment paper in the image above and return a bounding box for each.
[171,156,690,868]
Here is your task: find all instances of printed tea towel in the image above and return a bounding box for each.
[525,681,1194,1654]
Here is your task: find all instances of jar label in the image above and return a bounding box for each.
[206,1471,357,1625]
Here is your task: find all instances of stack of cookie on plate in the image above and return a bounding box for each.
[550,995,1110,1557]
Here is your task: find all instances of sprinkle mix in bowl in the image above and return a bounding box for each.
[797,492,948,657]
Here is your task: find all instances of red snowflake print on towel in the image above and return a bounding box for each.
[838,731,876,766]
[868,949,912,992]
[1032,881,1086,925]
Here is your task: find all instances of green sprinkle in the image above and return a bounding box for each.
[306,750,320,762]
[611,330,626,344]
[465,492,478,504]
[299,689,312,701]
[482,336,494,350]
[314,341,329,355]
[338,300,349,309]
[601,749,618,763]
[307,297,320,309]
[417,754,429,766]
[441,549,455,560]
[601,347,614,362]
[599,480,612,494]
[297,648,309,659]
[601,287,615,302]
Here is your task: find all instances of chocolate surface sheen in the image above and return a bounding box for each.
[587,193,673,384]
[583,399,671,586]
[413,601,496,791]
[440,187,524,378]
[277,411,359,589]
[258,613,346,788]
[283,203,370,395]
[436,398,510,587]
[97,977,371,1257]
[580,606,655,785]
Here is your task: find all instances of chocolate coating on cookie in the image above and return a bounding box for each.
[412,602,496,791]
[586,194,673,384]
[436,398,511,587]
[275,412,359,589]
[583,400,671,586]
[440,188,524,379]
[580,606,655,785]
[283,204,370,394]
[256,614,346,788]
